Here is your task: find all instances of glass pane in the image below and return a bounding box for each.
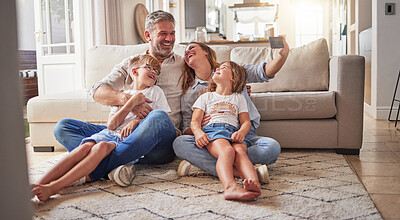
[69,45,75,54]
[43,47,49,55]
[41,0,48,45]
[51,46,67,54]
[49,0,66,44]
[68,0,74,43]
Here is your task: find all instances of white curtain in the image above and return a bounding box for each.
[92,0,124,45]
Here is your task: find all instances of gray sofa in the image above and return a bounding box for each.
[27,38,365,154]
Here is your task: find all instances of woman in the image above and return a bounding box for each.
[173,36,289,182]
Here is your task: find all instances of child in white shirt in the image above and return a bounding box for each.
[32,54,170,201]
[191,61,261,201]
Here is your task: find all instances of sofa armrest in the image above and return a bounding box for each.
[329,55,365,149]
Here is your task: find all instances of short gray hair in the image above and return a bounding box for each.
[145,10,175,33]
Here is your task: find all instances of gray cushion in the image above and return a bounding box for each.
[231,38,330,92]
[251,91,336,120]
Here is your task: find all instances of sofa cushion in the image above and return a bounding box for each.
[85,44,150,91]
[231,38,330,92]
[250,91,336,120]
[27,90,109,123]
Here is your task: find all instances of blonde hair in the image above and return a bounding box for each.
[179,42,219,97]
[128,54,161,73]
[207,61,246,93]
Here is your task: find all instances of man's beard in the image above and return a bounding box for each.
[151,41,174,58]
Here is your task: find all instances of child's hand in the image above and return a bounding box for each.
[120,119,141,139]
[231,131,245,143]
[194,131,210,148]
[131,93,153,118]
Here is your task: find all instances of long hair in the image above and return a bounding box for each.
[207,61,246,93]
[179,42,219,97]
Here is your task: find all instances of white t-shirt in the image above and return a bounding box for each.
[109,85,171,134]
[192,92,248,128]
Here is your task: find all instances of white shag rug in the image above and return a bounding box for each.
[30,150,382,219]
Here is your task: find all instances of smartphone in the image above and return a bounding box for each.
[269,37,284,49]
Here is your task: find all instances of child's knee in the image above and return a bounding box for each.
[93,141,116,157]
[234,147,247,158]
[222,146,235,157]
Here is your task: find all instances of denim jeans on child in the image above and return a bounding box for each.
[54,110,176,181]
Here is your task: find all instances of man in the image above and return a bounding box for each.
[54,10,182,186]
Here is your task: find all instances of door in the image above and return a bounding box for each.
[34,0,83,95]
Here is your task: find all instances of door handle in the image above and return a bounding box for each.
[34,30,46,42]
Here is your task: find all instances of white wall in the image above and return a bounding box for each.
[121,0,146,45]
[16,0,36,50]
[0,0,33,218]
[371,0,400,119]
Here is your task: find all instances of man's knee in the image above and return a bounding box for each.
[53,118,72,139]
[146,110,174,133]
[149,109,168,118]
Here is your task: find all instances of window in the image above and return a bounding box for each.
[295,6,323,47]
[233,8,276,41]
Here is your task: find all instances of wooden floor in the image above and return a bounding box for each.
[26,113,400,219]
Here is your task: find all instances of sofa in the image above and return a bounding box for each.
[27,38,365,154]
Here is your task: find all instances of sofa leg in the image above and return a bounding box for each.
[33,146,54,152]
[336,148,360,155]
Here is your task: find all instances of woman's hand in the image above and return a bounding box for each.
[246,85,252,96]
[277,35,289,58]
[120,119,142,139]
[231,130,245,143]
[194,130,210,148]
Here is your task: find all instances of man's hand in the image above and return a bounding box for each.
[131,98,153,119]
[120,119,142,139]
[231,130,246,143]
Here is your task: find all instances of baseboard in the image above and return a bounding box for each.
[377,106,398,120]
[336,148,360,155]
[364,104,399,120]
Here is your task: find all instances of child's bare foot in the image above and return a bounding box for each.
[30,183,39,198]
[32,184,58,202]
[224,184,259,201]
[243,179,261,195]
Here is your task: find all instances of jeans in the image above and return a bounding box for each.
[54,110,176,181]
[173,129,281,176]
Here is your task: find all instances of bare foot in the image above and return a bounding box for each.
[224,184,259,201]
[243,179,261,195]
[30,183,39,198]
[32,184,58,202]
